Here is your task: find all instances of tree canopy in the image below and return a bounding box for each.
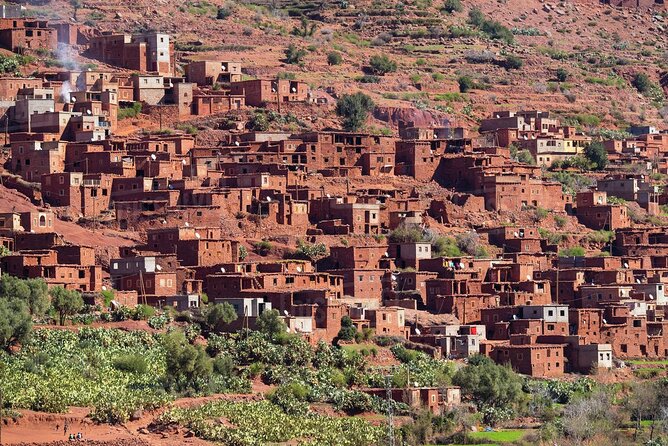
[49,286,84,326]
[0,275,49,317]
[335,92,375,132]
[0,298,31,351]
[256,309,287,338]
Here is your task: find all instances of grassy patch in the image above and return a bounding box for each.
[468,429,528,442]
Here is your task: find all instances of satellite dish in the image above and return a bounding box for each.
[649,294,654,300]
[512,315,518,320]
[637,279,641,284]
[234,141,240,146]
[286,326,291,332]
[526,275,531,281]
[185,222,190,227]
[220,267,226,273]
[101,285,107,291]
[266,197,272,202]
[283,310,289,316]
[415,328,421,335]
[195,232,201,239]
[459,262,465,269]
[326,194,331,198]
[48,108,54,113]
[296,266,302,272]
[155,264,162,271]
[161,219,167,224]
[603,318,608,324]
[71,97,76,102]
[623,262,629,268]
[182,159,187,165]
[383,252,389,257]
[86,109,92,115]
[513,232,519,237]
[150,154,157,160]
[291,87,296,93]
[391,274,397,281]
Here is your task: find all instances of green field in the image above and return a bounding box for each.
[468,429,528,442]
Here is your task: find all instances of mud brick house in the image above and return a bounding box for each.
[0,77,44,100]
[361,387,461,415]
[310,196,381,234]
[230,79,308,106]
[597,174,659,215]
[361,307,408,337]
[191,91,245,116]
[41,172,113,218]
[0,18,57,52]
[0,210,55,233]
[395,140,437,180]
[484,338,566,377]
[384,270,438,309]
[1,247,101,292]
[185,60,242,86]
[575,190,630,230]
[334,268,386,300]
[320,245,390,271]
[88,32,174,76]
[613,227,668,257]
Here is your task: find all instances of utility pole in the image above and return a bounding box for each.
[385,374,394,446]
[1,386,3,445]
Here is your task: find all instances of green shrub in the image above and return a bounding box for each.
[443,0,463,13]
[458,75,475,92]
[118,102,142,120]
[369,54,397,75]
[631,73,651,94]
[327,51,343,65]
[112,354,148,374]
[556,68,569,82]
[336,92,375,131]
[559,246,586,257]
[284,44,307,64]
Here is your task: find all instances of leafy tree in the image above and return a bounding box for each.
[49,286,84,326]
[256,309,287,338]
[284,44,307,65]
[443,0,463,13]
[0,275,49,317]
[584,141,608,170]
[163,331,213,393]
[204,303,238,332]
[337,316,357,341]
[238,245,248,260]
[0,298,31,352]
[458,75,474,93]
[452,355,525,425]
[335,92,375,131]
[292,17,317,37]
[369,54,397,75]
[294,240,328,262]
[327,51,343,66]
[556,68,569,82]
[248,111,269,131]
[632,73,651,94]
[516,149,535,165]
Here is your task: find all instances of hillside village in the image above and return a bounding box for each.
[0,0,668,445]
